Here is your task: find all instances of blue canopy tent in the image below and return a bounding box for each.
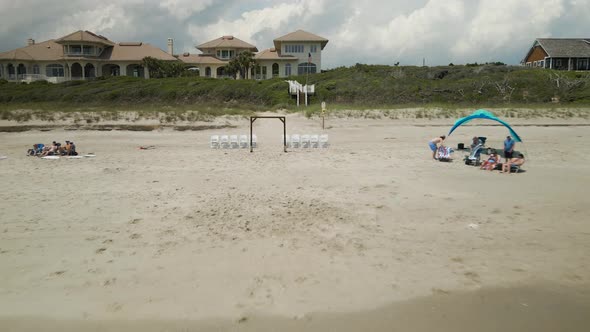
[448,109,522,142]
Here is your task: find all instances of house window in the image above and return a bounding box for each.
[33,65,40,75]
[310,45,317,53]
[252,65,267,79]
[0,65,3,78]
[216,49,235,59]
[285,63,291,76]
[298,63,317,75]
[45,64,64,77]
[539,60,544,68]
[83,45,94,55]
[556,59,562,67]
[285,45,304,53]
[70,45,82,55]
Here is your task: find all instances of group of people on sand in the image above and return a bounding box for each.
[429,135,525,173]
[28,140,77,157]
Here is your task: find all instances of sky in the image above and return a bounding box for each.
[1,0,589,68]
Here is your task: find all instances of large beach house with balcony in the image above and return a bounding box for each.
[0,29,329,83]
[178,29,329,79]
[178,35,259,79]
[0,30,177,83]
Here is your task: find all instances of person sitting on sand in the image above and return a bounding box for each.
[480,152,499,171]
[429,135,446,160]
[68,141,77,156]
[501,153,525,173]
[470,136,480,151]
[40,142,58,157]
[62,141,71,155]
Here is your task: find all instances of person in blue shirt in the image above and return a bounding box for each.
[503,136,515,162]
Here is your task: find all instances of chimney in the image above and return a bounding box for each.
[167,38,174,55]
[27,38,35,46]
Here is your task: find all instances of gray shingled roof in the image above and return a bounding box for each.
[537,38,590,57]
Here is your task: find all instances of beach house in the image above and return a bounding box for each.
[0,30,177,83]
[0,29,329,82]
[179,29,329,80]
[177,35,258,78]
[522,38,590,71]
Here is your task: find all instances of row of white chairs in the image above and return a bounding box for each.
[210,135,257,149]
[283,134,329,148]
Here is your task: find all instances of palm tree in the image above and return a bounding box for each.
[225,51,256,79]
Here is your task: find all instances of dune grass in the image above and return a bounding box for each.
[1,64,589,123]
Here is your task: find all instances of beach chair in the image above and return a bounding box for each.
[319,134,329,148]
[464,143,485,165]
[291,134,301,148]
[220,135,230,149]
[281,134,291,148]
[230,135,239,149]
[310,134,319,148]
[301,134,311,148]
[210,135,220,149]
[239,135,249,148]
[437,146,454,162]
[251,134,258,148]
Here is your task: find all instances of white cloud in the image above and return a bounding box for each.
[188,0,327,46]
[158,0,215,21]
[0,0,587,67]
[452,0,565,59]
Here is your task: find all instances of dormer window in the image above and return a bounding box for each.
[216,49,235,59]
[63,44,97,56]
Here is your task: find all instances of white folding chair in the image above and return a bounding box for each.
[319,134,329,148]
[310,134,319,148]
[251,134,258,148]
[301,134,311,148]
[239,135,249,148]
[291,134,300,148]
[220,135,229,149]
[230,135,239,149]
[281,134,291,148]
[210,135,219,149]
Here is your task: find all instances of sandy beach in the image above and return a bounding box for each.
[1,113,590,331]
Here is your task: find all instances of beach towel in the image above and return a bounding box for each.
[436,146,453,161]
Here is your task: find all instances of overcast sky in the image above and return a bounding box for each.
[1,0,589,68]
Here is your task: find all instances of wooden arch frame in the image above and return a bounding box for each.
[250,116,286,153]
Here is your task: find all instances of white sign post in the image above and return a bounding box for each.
[321,102,327,129]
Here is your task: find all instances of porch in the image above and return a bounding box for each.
[545,57,590,71]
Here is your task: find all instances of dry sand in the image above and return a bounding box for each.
[1,113,590,331]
